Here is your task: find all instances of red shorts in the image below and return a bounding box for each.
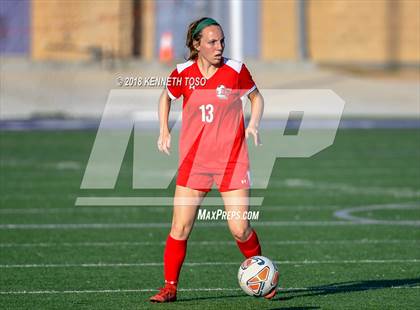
[176,165,251,192]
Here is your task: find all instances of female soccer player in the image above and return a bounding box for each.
[150,17,271,302]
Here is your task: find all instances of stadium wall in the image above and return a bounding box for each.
[140,0,155,61]
[261,0,298,60]
[31,0,134,61]
[0,0,31,55]
[261,0,419,65]
[307,0,420,66]
[3,0,418,65]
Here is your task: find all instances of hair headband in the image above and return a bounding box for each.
[192,18,219,38]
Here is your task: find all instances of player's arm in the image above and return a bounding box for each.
[246,88,264,146]
[157,89,172,155]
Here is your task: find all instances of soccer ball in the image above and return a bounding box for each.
[237,256,279,297]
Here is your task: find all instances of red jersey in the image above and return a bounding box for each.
[167,57,256,175]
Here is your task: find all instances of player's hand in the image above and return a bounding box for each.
[157,130,171,155]
[245,126,262,146]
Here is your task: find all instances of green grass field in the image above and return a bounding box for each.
[0,128,419,309]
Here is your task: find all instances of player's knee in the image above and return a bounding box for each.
[231,226,252,242]
[170,223,192,240]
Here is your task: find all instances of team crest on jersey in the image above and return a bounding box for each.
[216,85,232,99]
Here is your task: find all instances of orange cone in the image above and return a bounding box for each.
[159,32,174,63]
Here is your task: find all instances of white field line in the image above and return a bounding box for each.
[74,197,265,207]
[277,179,420,198]
[0,202,417,215]
[0,206,339,214]
[1,286,419,295]
[1,220,419,230]
[334,204,420,224]
[1,259,419,269]
[0,239,418,248]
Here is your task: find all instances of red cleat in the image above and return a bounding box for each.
[264,287,277,299]
[149,284,177,303]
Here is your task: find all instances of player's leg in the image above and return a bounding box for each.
[170,184,207,238]
[150,185,207,303]
[220,189,261,258]
[221,189,276,299]
[165,185,206,286]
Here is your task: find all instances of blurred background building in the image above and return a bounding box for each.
[0,0,419,66]
[1,0,419,121]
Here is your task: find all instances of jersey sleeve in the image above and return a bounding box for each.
[238,64,257,97]
[166,68,183,100]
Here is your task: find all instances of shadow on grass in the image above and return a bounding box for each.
[175,278,418,307]
[177,292,243,302]
[276,277,420,301]
[266,307,320,310]
[178,292,320,310]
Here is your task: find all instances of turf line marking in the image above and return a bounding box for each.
[1,259,419,269]
[1,220,419,230]
[75,197,265,206]
[1,202,416,215]
[0,206,339,214]
[277,179,420,198]
[0,286,419,295]
[0,239,417,248]
[334,203,420,224]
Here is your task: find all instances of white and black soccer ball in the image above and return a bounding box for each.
[237,255,279,297]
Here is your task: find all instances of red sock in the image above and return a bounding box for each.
[163,234,187,286]
[236,229,261,258]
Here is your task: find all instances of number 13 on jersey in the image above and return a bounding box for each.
[199,104,214,123]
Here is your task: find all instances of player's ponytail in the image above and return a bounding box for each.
[186,17,220,61]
